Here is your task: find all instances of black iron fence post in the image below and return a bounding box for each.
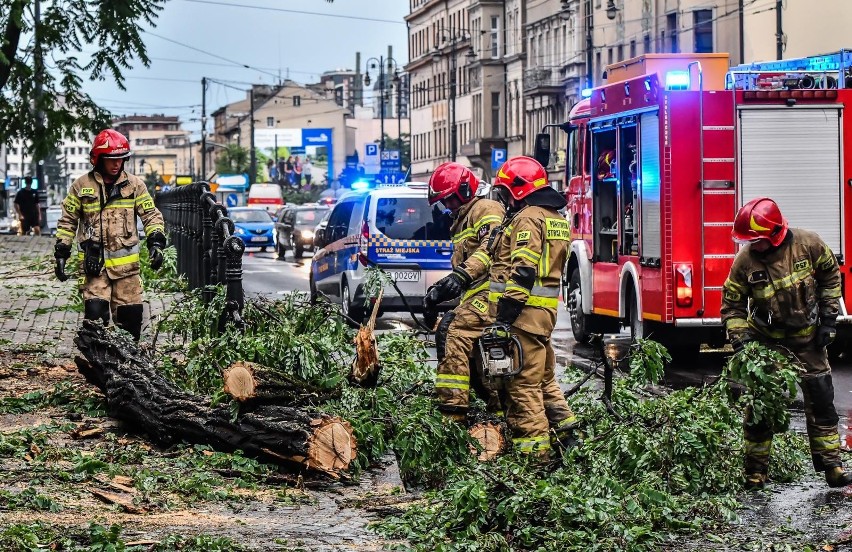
[155,182,245,331]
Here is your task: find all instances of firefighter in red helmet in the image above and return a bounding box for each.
[54,129,166,341]
[426,162,505,420]
[484,156,577,457]
[722,197,852,489]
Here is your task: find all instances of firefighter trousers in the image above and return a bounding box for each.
[744,341,842,475]
[544,339,577,441]
[503,326,552,455]
[435,295,501,416]
[80,272,143,314]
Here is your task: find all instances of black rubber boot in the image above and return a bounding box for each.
[114,304,144,341]
[83,299,110,325]
[826,467,852,488]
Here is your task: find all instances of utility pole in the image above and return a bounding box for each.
[775,0,783,60]
[450,44,457,162]
[201,77,207,181]
[739,0,745,64]
[34,0,46,223]
[249,88,256,185]
[586,0,594,88]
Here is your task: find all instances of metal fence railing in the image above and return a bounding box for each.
[155,182,245,328]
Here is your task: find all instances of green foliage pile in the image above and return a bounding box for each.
[375,340,811,551]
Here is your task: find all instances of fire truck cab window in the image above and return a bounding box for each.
[619,124,638,256]
[592,127,618,262]
[568,127,580,179]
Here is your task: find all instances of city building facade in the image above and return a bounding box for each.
[113,114,193,180]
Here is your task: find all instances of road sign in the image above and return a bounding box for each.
[491,148,507,170]
[226,193,238,207]
[380,149,401,172]
[364,143,380,174]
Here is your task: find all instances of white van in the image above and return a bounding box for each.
[247,183,285,217]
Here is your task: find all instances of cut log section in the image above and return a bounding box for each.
[469,422,507,461]
[350,288,382,388]
[74,320,357,475]
[222,361,338,406]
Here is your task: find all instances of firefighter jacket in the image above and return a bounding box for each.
[450,197,504,303]
[488,205,571,336]
[721,228,841,344]
[55,170,165,280]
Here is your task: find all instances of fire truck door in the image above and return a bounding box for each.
[738,106,842,254]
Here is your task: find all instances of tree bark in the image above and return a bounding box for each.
[0,0,26,93]
[74,320,356,475]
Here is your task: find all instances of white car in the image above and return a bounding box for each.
[46,206,63,236]
[0,216,19,234]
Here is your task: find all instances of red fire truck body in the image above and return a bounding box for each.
[560,51,852,351]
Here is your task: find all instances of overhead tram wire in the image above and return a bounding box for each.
[177,0,406,25]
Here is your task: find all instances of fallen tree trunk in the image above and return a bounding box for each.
[469,422,507,462]
[74,320,356,475]
[222,361,339,406]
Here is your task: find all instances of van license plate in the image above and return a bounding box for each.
[251,237,267,242]
[390,270,420,282]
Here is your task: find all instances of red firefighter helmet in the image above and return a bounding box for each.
[428,162,480,206]
[89,129,131,166]
[493,156,548,201]
[732,197,788,247]
[597,150,616,180]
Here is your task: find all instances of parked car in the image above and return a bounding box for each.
[228,207,275,252]
[247,183,285,217]
[313,209,332,249]
[310,182,453,324]
[0,216,19,235]
[46,206,62,236]
[274,204,329,259]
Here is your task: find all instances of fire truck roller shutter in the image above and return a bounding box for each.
[640,112,662,260]
[738,107,842,255]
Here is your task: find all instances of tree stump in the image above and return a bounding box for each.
[469,422,507,461]
[350,288,382,387]
[74,320,357,475]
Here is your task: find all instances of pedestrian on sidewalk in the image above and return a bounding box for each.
[14,176,42,236]
[294,156,303,189]
[285,156,295,189]
[303,157,313,189]
[53,129,167,342]
[266,159,277,183]
[722,197,852,489]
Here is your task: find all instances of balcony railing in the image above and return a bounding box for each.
[524,66,563,89]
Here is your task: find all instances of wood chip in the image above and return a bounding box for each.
[90,488,146,514]
[71,426,104,440]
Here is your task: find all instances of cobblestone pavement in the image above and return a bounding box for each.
[0,234,406,551]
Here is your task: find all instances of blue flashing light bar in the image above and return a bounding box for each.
[580,88,593,98]
[351,180,371,191]
[730,49,852,74]
[665,71,691,90]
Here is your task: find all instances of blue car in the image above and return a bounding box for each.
[229,207,276,251]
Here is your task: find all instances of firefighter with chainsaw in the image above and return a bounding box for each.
[721,197,852,489]
[425,162,505,420]
[54,129,166,342]
[483,156,577,457]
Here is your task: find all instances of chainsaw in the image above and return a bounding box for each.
[478,326,524,379]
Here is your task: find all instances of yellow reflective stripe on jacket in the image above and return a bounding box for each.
[474,214,501,232]
[526,296,559,308]
[818,286,842,299]
[145,224,165,237]
[435,374,469,391]
[63,195,81,210]
[103,254,140,268]
[512,435,551,453]
[452,229,475,244]
[462,280,490,301]
[55,228,75,240]
[82,203,101,213]
[752,267,814,300]
[489,282,559,308]
[744,438,772,456]
[816,248,836,271]
[749,322,815,339]
[555,416,577,429]
[724,279,748,293]
[105,199,135,209]
[725,317,750,330]
[511,247,541,264]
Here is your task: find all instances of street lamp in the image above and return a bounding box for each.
[432,28,474,162]
[364,55,400,152]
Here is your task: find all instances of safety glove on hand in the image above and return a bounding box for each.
[54,242,71,282]
[423,285,442,310]
[147,232,167,271]
[816,319,837,349]
[436,268,472,300]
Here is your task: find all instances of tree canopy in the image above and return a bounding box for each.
[0,0,166,159]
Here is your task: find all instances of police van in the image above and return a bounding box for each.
[309,182,453,324]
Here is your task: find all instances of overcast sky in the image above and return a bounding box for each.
[83,0,410,137]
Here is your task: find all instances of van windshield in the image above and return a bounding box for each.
[374,197,451,240]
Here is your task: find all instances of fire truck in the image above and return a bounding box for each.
[534,50,852,354]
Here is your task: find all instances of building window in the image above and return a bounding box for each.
[693,10,713,53]
[643,34,651,54]
[293,95,301,106]
[266,117,274,128]
[491,91,500,137]
[617,44,623,62]
[630,40,637,58]
[667,13,678,53]
[490,16,500,58]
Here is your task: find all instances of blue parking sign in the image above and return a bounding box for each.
[491,148,507,170]
[226,193,238,207]
[366,144,378,157]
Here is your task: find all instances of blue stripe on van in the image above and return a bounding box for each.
[367,235,452,270]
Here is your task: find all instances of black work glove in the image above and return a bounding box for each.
[423,285,441,310]
[54,242,71,282]
[731,337,754,353]
[496,297,525,326]
[147,232,167,271]
[816,321,837,349]
[435,269,471,301]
